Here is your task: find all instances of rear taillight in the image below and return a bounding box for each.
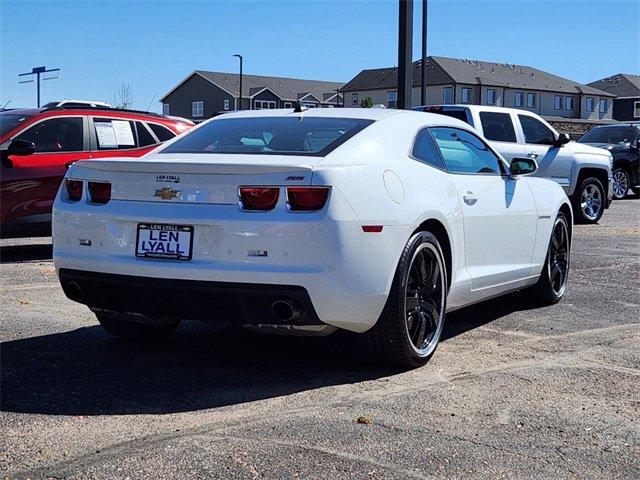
[286,187,330,211]
[88,181,111,204]
[239,187,280,211]
[65,179,83,201]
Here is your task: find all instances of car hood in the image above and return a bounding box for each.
[579,142,631,153]
[566,141,612,158]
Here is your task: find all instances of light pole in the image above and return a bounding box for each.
[233,54,243,110]
[18,65,60,108]
[397,0,413,110]
[420,0,428,106]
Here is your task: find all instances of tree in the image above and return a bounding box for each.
[360,96,374,108]
[114,83,133,109]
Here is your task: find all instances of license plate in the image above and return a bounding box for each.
[135,223,193,261]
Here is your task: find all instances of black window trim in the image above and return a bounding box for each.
[427,125,509,177]
[89,116,147,152]
[408,127,448,172]
[478,111,517,144]
[517,113,557,146]
[146,121,177,143]
[10,114,90,153]
[409,125,508,176]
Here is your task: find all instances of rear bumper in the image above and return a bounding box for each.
[59,268,323,326]
[53,193,407,333]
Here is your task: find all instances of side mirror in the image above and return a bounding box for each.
[510,157,538,177]
[7,139,36,156]
[554,133,571,147]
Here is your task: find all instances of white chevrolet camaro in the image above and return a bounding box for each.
[53,108,572,368]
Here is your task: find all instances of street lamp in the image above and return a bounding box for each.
[233,54,243,110]
[18,65,60,108]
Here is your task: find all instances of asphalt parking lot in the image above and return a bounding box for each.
[1,199,638,479]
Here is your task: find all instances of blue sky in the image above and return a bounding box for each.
[1,0,638,112]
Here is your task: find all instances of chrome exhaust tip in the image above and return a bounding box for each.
[271,299,302,322]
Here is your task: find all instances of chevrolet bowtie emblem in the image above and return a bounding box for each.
[154,187,181,200]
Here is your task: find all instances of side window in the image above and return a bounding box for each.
[431,127,503,175]
[518,115,555,145]
[16,117,84,153]
[135,122,157,147]
[93,118,137,150]
[412,129,445,170]
[479,112,516,143]
[148,123,176,142]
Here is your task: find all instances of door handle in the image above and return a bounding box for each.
[528,152,539,159]
[463,191,478,206]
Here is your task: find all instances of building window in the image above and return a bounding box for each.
[284,101,293,108]
[634,101,640,118]
[527,93,537,108]
[565,96,574,110]
[486,89,497,105]
[192,101,204,117]
[352,93,358,105]
[162,103,170,115]
[515,92,524,108]
[461,88,472,103]
[599,99,608,113]
[254,100,276,110]
[443,87,453,104]
[586,97,595,111]
[224,99,230,110]
[554,95,563,110]
[387,91,397,109]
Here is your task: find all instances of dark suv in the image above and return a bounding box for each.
[578,123,640,199]
[0,105,193,238]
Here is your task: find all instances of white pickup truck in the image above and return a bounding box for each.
[415,105,613,224]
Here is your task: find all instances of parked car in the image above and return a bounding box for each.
[577,123,640,199]
[0,105,193,238]
[415,105,613,224]
[53,108,572,368]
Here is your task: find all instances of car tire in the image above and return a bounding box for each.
[95,310,180,340]
[360,231,447,369]
[572,177,605,224]
[527,212,570,306]
[612,168,630,200]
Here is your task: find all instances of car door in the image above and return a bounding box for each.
[430,126,538,292]
[1,116,88,224]
[517,113,573,193]
[89,117,159,159]
[476,110,526,162]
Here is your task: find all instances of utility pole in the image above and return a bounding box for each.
[397,0,413,110]
[18,66,60,108]
[233,54,243,110]
[420,0,428,106]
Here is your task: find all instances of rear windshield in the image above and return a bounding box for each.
[159,117,374,156]
[0,113,35,137]
[578,126,637,145]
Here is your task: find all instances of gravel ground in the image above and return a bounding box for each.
[1,199,639,479]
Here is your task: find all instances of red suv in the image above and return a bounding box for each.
[0,105,193,238]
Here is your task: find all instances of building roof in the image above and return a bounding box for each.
[342,56,615,96]
[162,71,344,102]
[587,73,640,97]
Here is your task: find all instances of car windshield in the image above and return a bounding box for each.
[578,126,637,145]
[159,116,374,156]
[0,112,35,137]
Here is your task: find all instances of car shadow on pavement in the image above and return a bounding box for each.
[443,291,533,341]
[0,294,535,416]
[0,243,52,263]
